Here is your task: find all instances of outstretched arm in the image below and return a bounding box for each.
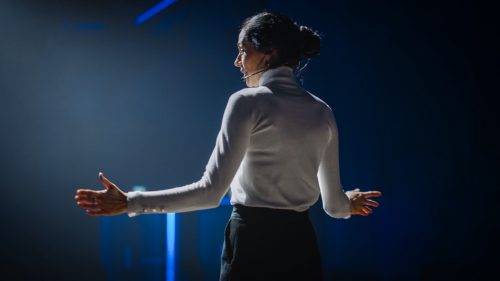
[75,92,254,217]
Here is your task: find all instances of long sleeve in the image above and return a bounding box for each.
[317,108,351,219]
[127,92,253,217]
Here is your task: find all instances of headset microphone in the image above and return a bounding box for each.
[241,67,269,80]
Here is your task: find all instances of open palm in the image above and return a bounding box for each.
[346,188,382,216]
[75,172,128,216]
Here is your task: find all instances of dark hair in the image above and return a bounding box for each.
[240,11,321,70]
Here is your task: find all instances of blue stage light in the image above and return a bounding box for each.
[221,196,231,206]
[166,213,176,281]
[136,0,177,25]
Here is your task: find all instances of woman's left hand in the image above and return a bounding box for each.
[75,172,128,216]
[345,188,382,216]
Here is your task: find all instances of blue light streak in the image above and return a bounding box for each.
[166,213,176,281]
[136,0,177,25]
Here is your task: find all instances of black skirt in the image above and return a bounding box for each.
[219,204,323,281]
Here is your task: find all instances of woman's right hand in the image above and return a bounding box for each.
[345,188,382,216]
[75,172,128,216]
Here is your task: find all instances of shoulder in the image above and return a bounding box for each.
[305,90,334,112]
[232,86,272,99]
[304,90,339,129]
[222,87,268,118]
[227,86,273,107]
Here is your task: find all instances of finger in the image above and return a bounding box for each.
[75,193,92,201]
[77,202,97,209]
[352,209,363,216]
[75,193,102,203]
[86,208,105,216]
[75,197,96,205]
[82,205,101,211]
[99,172,116,190]
[362,191,382,198]
[363,206,373,213]
[76,189,102,197]
[364,199,379,207]
[354,188,360,192]
[353,207,369,216]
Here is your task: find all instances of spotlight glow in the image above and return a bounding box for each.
[166,213,176,281]
[136,0,177,25]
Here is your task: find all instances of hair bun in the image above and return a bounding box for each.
[241,12,322,70]
[298,25,321,58]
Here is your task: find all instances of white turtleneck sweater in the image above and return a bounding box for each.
[127,66,351,219]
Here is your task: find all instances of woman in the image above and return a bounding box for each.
[75,11,381,281]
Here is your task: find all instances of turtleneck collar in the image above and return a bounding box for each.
[258,65,299,87]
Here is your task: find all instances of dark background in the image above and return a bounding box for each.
[0,0,497,280]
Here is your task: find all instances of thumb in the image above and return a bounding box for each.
[99,172,115,190]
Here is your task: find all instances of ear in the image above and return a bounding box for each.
[265,49,279,66]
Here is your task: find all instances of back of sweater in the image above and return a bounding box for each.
[127,66,351,219]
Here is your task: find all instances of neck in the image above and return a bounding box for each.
[258,65,297,87]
